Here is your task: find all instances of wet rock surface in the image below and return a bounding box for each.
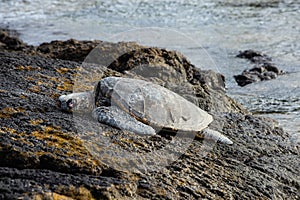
[0,30,299,199]
[234,50,285,87]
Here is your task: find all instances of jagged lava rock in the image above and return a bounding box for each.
[0,41,299,199]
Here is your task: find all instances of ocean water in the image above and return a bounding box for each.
[1,0,299,143]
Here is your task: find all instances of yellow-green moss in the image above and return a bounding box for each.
[0,89,8,93]
[19,95,28,99]
[33,185,95,200]
[15,65,41,71]
[56,67,72,74]
[0,127,19,134]
[30,119,44,125]
[38,74,60,82]
[28,85,41,93]
[1,125,103,171]
[0,107,26,118]
[30,126,88,157]
[33,192,74,200]
[55,185,96,200]
[57,81,73,91]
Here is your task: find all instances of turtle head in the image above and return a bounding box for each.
[59,91,94,113]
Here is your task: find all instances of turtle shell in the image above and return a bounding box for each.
[99,77,213,132]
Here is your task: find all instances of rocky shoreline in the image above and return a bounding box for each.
[0,29,299,199]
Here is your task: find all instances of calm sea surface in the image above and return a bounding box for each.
[1,0,299,143]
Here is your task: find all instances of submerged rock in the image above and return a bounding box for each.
[236,49,272,64]
[0,39,299,199]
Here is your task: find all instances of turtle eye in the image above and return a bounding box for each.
[67,99,76,109]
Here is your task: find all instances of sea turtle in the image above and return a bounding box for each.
[59,77,233,144]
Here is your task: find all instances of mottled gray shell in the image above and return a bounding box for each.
[99,77,213,132]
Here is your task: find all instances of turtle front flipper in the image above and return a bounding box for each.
[199,128,233,145]
[92,106,156,136]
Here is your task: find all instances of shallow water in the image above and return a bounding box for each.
[1,0,299,141]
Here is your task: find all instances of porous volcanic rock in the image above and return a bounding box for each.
[0,37,299,199]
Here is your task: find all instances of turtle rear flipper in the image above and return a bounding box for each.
[199,128,233,145]
[92,106,156,136]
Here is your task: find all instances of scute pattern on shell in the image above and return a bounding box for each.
[100,77,213,132]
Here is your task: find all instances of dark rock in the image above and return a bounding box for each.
[0,28,31,51]
[234,73,261,87]
[220,1,281,8]
[36,39,102,62]
[0,38,299,199]
[236,49,272,64]
[262,62,284,74]
[234,50,285,86]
